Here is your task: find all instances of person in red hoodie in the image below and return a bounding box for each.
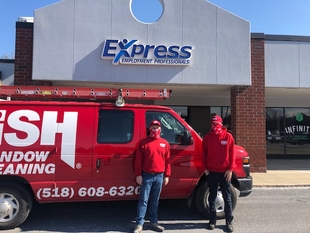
[133,120,171,233]
[202,115,235,232]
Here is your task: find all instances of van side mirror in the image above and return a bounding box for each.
[182,130,193,145]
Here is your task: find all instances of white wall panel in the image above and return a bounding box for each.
[265,41,310,88]
[33,0,75,81]
[33,0,250,86]
[299,43,310,87]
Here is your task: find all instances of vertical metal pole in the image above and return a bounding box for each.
[283,108,287,159]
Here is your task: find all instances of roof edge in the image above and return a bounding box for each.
[251,33,310,42]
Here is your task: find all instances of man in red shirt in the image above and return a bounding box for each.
[134,120,171,233]
[202,115,235,232]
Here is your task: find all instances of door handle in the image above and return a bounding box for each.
[96,158,101,169]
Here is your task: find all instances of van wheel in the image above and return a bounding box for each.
[0,183,33,230]
[195,182,237,219]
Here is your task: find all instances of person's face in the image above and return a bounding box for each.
[212,122,222,127]
[150,125,161,130]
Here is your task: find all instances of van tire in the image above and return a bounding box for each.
[195,182,237,219]
[0,183,33,230]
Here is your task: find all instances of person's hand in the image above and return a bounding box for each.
[136,176,143,185]
[204,169,209,176]
[163,177,169,186]
[224,170,232,182]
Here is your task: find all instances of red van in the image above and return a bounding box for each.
[0,87,252,229]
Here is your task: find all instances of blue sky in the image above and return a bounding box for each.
[1,0,310,57]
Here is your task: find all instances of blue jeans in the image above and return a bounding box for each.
[135,172,164,225]
[207,172,233,223]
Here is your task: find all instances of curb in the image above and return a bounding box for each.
[253,184,310,188]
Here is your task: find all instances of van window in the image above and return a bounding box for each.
[146,111,185,144]
[98,110,134,143]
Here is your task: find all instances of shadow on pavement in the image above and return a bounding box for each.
[17,199,206,233]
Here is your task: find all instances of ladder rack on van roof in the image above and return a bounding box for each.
[0,86,172,106]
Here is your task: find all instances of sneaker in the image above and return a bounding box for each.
[208,214,216,230]
[133,224,143,233]
[208,223,215,230]
[149,222,165,232]
[226,218,234,232]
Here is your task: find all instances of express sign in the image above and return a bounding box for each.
[101,39,193,65]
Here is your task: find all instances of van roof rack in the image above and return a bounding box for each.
[0,86,172,106]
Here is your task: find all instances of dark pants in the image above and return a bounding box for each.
[207,171,233,223]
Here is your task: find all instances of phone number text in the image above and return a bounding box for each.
[36,186,140,200]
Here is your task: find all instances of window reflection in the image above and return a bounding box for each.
[266,107,310,158]
[284,108,310,157]
[266,108,284,157]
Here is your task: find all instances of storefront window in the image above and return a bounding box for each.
[222,107,231,130]
[169,106,188,122]
[266,107,310,158]
[266,108,284,157]
[284,108,310,157]
[169,106,310,158]
[210,107,221,116]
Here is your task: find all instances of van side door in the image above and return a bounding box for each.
[91,107,140,200]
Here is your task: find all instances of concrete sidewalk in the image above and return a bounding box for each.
[251,159,310,187]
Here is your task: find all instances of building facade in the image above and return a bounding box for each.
[10,0,310,172]
[0,59,14,86]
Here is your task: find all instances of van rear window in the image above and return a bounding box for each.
[97,110,134,143]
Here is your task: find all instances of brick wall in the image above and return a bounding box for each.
[231,37,266,173]
[14,22,51,86]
